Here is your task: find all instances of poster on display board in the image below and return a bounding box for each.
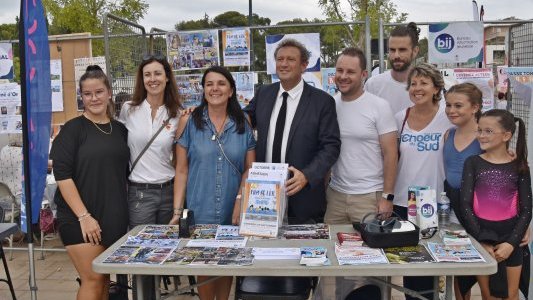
[74,57,107,111]
[271,72,322,90]
[50,59,64,112]
[321,68,337,96]
[222,28,251,67]
[428,22,484,64]
[166,30,220,71]
[0,43,14,80]
[503,67,533,107]
[0,83,22,133]
[440,68,494,111]
[265,33,321,75]
[175,74,203,108]
[232,72,255,108]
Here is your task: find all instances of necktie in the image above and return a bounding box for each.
[272,92,289,163]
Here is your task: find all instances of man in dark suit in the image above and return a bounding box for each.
[244,38,340,224]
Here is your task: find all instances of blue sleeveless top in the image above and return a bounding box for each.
[443,128,482,189]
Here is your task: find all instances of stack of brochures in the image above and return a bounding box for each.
[335,244,389,265]
[384,245,436,264]
[165,247,254,266]
[252,247,301,260]
[300,246,329,266]
[427,242,485,262]
[186,225,247,248]
[103,225,180,264]
[239,163,289,238]
[280,224,330,239]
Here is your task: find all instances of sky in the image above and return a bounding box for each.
[1,0,533,30]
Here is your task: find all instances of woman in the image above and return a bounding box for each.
[394,63,451,300]
[173,66,256,300]
[51,65,129,300]
[118,54,181,227]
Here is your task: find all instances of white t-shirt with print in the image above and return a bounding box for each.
[394,105,452,207]
[330,92,398,194]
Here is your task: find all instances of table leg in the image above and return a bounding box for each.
[381,276,391,300]
[433,277,439,300]
[136,275,144,300]
[445,276,453,300]
[0,245,16,300]
[155,275,160,300]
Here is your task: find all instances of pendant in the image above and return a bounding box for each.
[211,134,216,141]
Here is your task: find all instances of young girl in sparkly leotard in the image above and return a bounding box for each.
[460,109,532,300]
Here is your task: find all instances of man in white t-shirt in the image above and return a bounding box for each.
[323,47,398,300]
[365,22,421,114]
[326,47,398,224]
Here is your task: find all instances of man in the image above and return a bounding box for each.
[325,47,398,300]
[245,38,341,224]
[365,22,420,114]
[326,47,397,225]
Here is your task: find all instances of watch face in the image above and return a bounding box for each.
[386,194,394,201]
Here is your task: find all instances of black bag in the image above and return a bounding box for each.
[359,212,420,248]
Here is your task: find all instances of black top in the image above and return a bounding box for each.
[460,155,532,248]
[50,115,130,246]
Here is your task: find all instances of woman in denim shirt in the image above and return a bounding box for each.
[173,66,255,300]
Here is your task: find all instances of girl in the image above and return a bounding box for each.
[443,83,482,300]
[460,109,532,300]
[51,65,129,300]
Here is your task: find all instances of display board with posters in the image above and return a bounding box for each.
[321,68,337,96]
[0,83,22,133]
[232,72,255,108]
[222,28,251,67]
[175,74,203,108]
[166,30,220,71]
[0,43,14,80]
[429,22,484,64]
[50,59,64,112]
[440,68,494,111]
[265,33,320,75]
[74,57,107,111]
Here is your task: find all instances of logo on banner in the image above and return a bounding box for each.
[435,33,454,53]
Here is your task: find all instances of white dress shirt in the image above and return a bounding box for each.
[118,100,178,183]
[266,79,304,163]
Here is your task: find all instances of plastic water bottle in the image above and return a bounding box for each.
[438,192,451,228]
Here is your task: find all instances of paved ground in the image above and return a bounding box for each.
[0,236,486,300]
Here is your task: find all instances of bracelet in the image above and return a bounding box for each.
[78,212,91,221]
[174,208,184,212]
[173,208,184,216]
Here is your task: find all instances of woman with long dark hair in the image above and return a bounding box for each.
[173,66,255,300]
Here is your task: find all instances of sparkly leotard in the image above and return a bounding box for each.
[460,155,532,248]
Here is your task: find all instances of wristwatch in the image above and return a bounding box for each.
[382,193,394,202]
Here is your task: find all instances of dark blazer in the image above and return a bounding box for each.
[244,81,341,224]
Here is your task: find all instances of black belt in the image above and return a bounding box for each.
[129,179,174,189]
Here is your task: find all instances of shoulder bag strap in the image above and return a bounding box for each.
[400,107,411,135]
[130,116,171,173]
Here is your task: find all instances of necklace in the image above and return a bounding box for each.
[211,114,227,141]
[84,113,112,135]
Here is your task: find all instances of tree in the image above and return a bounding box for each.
[42,0,148,35]
[318,0,407,50]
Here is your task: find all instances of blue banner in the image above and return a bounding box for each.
[20,0,52,232]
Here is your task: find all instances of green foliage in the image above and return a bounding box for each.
[318,0,408,50]
[42,0,148,35]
